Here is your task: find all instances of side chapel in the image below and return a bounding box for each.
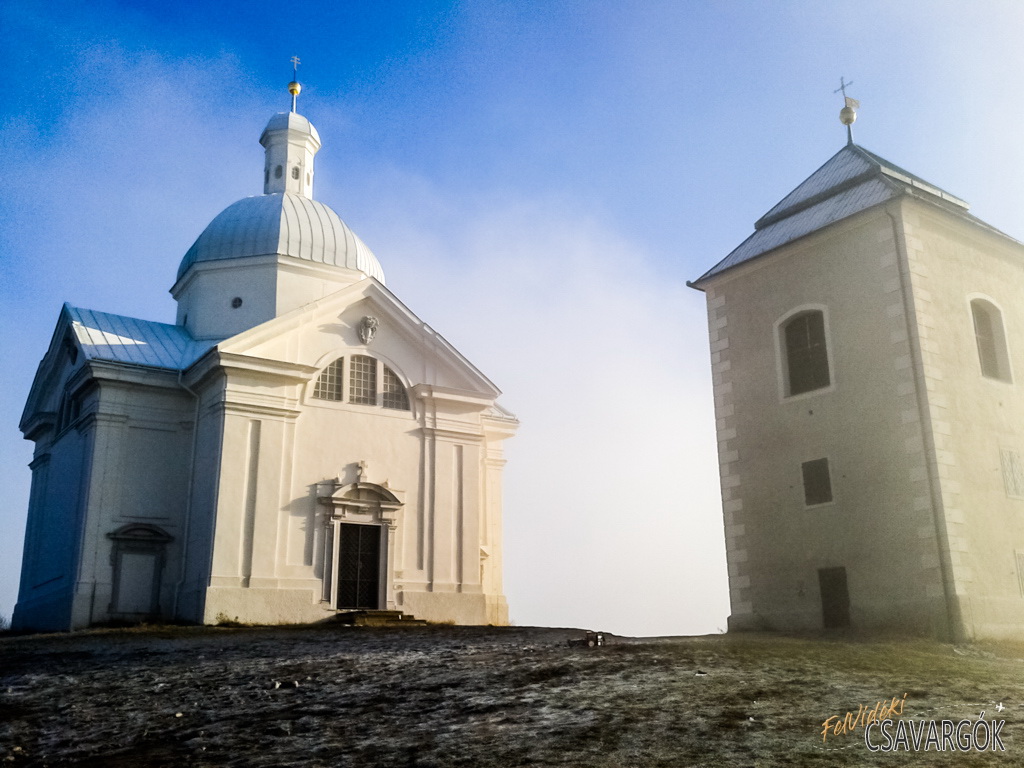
[14,81,517,631]
[691,100,1024,640]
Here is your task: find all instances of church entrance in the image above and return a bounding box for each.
[318,477,402,612]
[818,567,850,629]
[336,523,382,609]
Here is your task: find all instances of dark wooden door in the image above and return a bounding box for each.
[818,567,850,628]
[337,524,381,609]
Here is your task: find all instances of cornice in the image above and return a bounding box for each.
[217,351,319,382]
[419,426,485,443]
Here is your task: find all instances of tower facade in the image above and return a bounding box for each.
[692,142,1024,640]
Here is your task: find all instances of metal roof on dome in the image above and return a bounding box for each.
[693,144,978,285]
[260,112,321,146]
[176,192,385,283]
[66,304,216,370]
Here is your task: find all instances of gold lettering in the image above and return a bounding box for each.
[865,701,881,726]
[819,694,908,742]
[821,715,840,742]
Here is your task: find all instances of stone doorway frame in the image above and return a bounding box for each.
[317,479,402,611]
[107,523,173,619]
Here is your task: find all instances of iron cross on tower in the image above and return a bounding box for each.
[834,76,853,100]
[834,77,859,145]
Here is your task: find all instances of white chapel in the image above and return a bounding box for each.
[13,82,517,631]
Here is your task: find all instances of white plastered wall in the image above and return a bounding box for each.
[701,206,949,635]
[900,197,1024,639]
[197,290,515,626]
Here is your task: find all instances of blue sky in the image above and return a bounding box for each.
[4,0,1024,635]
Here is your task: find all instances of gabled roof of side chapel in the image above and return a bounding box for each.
[63,304,216,370]
[693,142,1015,284]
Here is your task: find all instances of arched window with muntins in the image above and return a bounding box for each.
[311,356,411,411]
[313,358,344,401]
[382,365,410,410]
[784,311,830,396]
[971,299,1011,382]
[350,355,378,405]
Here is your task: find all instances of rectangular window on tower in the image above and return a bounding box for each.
[802,458,833,507]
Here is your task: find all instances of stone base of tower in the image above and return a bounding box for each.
[726,612,764,633]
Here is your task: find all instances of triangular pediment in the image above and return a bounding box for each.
[21,306,77,434]
[214,279,501,397]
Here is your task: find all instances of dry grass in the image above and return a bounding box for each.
[1,625,1022,766]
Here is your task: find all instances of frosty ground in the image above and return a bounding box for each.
[2,623,1022,766]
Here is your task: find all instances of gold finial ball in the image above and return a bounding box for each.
[839,105,857,126]
[288,81,302,96]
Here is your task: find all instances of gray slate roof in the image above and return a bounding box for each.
[66,304,215,370]
[694,144,972,284]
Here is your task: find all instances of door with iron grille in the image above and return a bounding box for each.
[337,523,381,609]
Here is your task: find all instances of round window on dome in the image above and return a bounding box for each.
[231,297,243,309]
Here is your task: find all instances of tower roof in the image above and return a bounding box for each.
[693,143,985,284]
[260,111,321,149]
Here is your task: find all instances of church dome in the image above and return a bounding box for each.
[176,192,385,284]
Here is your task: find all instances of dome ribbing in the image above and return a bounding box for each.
[176,192,385,284]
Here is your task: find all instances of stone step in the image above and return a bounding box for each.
[334,610,427,627]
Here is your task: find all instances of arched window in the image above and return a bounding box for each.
[382,365,410,410]
[311,356,410,411]
[292,166,300,180]
[782,310,831,396]
[971,299,1011,382]
[349,355,378,405]
[313,358,344,401]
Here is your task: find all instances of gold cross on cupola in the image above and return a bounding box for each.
[288,56,301,112]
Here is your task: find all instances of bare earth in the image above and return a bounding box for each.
[1,624,1022,766]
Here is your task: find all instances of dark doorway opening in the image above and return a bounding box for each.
[337,524,381,609]
[818,567,850,629]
